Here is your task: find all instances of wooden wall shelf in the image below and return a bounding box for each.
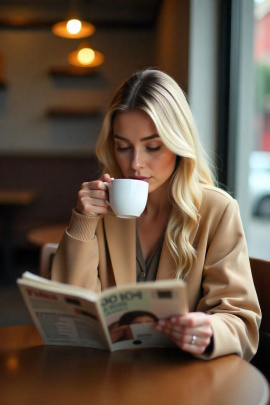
[48,66,100,77]
[0,18,155,30]
[46,107,103,118]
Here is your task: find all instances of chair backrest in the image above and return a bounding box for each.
[249,257,270,334]
[40,243,58,279]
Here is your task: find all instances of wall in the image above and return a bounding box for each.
[0,28,155,155]
[0,155,100,246]
[156,0,190,93]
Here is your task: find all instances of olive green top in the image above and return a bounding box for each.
[136,230,164,282]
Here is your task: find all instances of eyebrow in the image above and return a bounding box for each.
[113,134,159,142]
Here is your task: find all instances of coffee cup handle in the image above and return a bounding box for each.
[104,180,114,206]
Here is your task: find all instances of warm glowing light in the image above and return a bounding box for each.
[68,44,104,67]
[66,19,82,35]
[6,355,19,371]
[77,48,95,65]
[52,20,95,39]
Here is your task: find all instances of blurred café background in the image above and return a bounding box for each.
[0,0,269,323]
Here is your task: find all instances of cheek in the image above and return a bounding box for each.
[155,153,176,173]
[114,152,129,173]
[115,153,125,166]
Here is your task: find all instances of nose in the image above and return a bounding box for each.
[131,149,144,170]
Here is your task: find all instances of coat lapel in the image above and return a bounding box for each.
[156,239,176,280]
[104,214,137,285]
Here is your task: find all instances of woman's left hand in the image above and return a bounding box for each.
[155,312,213,355]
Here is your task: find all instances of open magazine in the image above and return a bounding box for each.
[17,272,188,352]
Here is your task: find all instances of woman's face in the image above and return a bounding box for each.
[113,110,177,193]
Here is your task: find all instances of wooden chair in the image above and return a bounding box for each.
[39,243,58,279]
[250,257,270,334]
[249,257,270,382]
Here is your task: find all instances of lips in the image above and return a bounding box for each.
[130,176,150,182]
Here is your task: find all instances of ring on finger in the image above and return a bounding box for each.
[190,335,197,345]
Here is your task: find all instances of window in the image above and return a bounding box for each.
[247,0,270,259]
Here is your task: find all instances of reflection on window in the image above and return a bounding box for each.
[250,0,270,219]
[246,0,270,260]
[254,0,270,151]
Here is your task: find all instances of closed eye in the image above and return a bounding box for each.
[116,146,131,152]
[146,146,161,152]
[116,145,161,152]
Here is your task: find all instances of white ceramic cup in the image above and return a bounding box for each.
[105,179,149,219]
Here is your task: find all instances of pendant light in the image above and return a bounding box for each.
[52,1,95,39]
[52,18,95,39]
[68,42,104,67]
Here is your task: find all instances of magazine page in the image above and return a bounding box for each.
[97,280,188,352]
[19,271,98,301]
[17,278,109,350]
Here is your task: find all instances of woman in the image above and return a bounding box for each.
[52,68,261,360]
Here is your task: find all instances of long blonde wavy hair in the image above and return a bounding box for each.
[96,69,216,279]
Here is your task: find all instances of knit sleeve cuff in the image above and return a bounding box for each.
[66,209,100,241]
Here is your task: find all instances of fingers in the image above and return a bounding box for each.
[156,312,213,355]
[164,329,211,355]
[102,173,114,183]
[76,174,113,216]
[170,312,211,328]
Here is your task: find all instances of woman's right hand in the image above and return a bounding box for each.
[76,173,113,217]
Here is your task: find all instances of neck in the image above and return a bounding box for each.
[144,183,172,219]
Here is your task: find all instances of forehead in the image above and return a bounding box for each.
[112,110,157,136]
[133,315,154,322]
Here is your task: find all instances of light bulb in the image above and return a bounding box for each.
[66,19,82,35]
[77,48,95,65]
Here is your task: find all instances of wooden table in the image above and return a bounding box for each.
[27,223,67,247]
[0,325,269,405]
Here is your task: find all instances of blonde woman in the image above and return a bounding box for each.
[52,69,260,360]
